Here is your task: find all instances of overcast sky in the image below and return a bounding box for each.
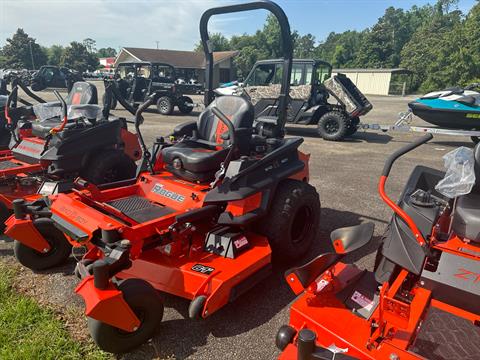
[0,0,477,51]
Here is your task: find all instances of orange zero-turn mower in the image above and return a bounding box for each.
[5,0,321,353]
[2,82,141,261]
[276,133,480,360]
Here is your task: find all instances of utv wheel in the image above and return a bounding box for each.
[346,116,360,137]
[83,150,137,185]
[13,219,71,271]
[259,180,320,262]
[178,96,194,114]
[276,325,296,350]
[88,279,164,354]
[157,96,174,115]
[102,93,117,110]
[0,202,11,234]
[317,111,349,141]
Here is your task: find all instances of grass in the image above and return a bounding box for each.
[0,264,110,360]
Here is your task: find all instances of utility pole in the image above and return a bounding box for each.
[29,40,35,70]
[156,41,160,49]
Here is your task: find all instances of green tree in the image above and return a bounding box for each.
[294,34,316,58]
[1,28,47,69]
[97,47,117,58]
[46,45,65,66]
[194,33,231,52]
[82,38,97,53]
[61,42,99,72]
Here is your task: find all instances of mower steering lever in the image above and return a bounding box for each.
[378,134,432,246]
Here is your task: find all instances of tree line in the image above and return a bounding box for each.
[196,0,480,92]
[0,30,117,73]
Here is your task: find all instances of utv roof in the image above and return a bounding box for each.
[253,59,332,67]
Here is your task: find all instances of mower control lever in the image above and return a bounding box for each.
[378,134,433,246]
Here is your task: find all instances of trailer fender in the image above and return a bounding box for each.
[4,216,52,253]
[75,276,141,332]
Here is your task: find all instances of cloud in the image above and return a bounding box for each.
[0,0,246,50]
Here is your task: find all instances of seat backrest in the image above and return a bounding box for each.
[197,96,254,143]
[473,143,480,193]
[66,82,98,105]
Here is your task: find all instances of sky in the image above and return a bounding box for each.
[0,0,477,51]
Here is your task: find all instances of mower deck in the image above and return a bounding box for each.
[117,232,271,313]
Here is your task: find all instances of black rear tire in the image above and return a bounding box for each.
[13,219,71,271]
[88,279,164,354]
[82,150,137,185]
[317,111,349,141]
[157,96,174,115]
[0,201,12,234]
[259,179,320,263]
[178,96,194,114]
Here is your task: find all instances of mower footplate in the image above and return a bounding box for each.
[107,196,175,223]
[118,232,271,317]
[410,306,480,359]
[0,160,22,169]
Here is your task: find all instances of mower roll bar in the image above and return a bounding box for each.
[51,90,68,134]
[378,134,433,246]
[5,86,17,126]
[135,94,157,172]
[201,0,293,132]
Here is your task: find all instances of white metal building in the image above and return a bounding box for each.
[332,68,413,96]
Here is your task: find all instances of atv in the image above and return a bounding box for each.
[5,0,321,353]
[218,58,372,141]
[0,81,141,232]
[30,65,83,92]
[105,61,194,115]
[276,133,480,359]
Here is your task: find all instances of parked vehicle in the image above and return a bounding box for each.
[217,58,372,141]
[277,134,480,359]
[105,61,195,115]
[30,65,83,92]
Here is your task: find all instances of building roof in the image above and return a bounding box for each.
[120,48,238,69]
[333,68,412,74]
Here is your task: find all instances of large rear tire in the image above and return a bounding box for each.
[259,179,320,263]
[13,219,71,271]
[82,150,137,185]
[88,279,164,354]
[317,111,349,141]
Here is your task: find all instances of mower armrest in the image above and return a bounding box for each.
[172,121,197,138]
[220,127,252,141]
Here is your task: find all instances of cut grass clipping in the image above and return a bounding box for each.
[0,264,109,359]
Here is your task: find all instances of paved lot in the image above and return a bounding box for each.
[1,82,474,359]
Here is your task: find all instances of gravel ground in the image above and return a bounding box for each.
[0,81,474,359]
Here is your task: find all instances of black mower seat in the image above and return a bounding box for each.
[162,96,254,182]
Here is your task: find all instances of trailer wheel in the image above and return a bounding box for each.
[259,180,320,262]
[88,279,164,354]
[178,96,194,114]
[13,219,71,271]
[317,111,349,141]
[83,150,137,185]
[157,96,174,115]
[0,202,11,234]
[102,93,117,110]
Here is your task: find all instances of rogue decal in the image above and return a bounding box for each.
[454,268,480,283]
[151,184,185,202]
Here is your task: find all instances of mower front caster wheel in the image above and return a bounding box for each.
[13,219,72,271]
[88,279,164,353]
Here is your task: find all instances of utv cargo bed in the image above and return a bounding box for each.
[324,73,372,117]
